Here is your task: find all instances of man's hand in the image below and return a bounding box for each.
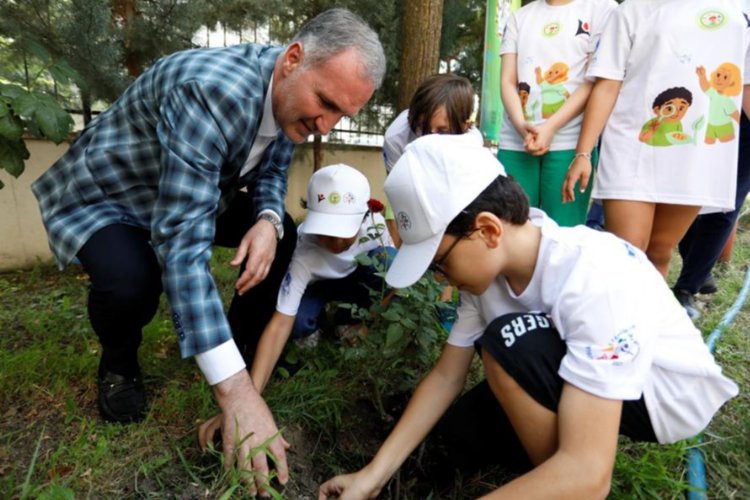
[231,219,278,295]
[208,369,290,496]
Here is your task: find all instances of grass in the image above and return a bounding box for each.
[1,219,749,498]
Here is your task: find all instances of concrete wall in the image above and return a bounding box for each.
[0,139,385,271]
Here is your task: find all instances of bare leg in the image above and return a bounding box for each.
[481,349,558,466]
[646,203,701,277]
[603,199,656,251]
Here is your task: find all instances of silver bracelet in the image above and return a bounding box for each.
[573,152,592,160]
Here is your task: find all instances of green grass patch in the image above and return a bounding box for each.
[1,222,749,497]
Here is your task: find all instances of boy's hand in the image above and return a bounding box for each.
[562,155,592,203]
[318,469,382,500]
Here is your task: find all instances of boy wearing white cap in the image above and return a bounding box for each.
[319,135,737,498]
[247,164,394,393]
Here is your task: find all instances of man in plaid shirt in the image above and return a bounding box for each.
[31,8,384,493]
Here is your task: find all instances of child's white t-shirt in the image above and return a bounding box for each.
[276,213,393,316]
[449,209,738,443]
[383,110,484,174]
[588,0,750,211]
[499,0,617,151]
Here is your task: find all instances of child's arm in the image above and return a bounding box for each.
[696,66,710,92]
[251,311,296,393]
[479,383,622,499]
[524,80,594,156]
[501,53,532,138]
[562,78,622,202]
[318,345,475,499]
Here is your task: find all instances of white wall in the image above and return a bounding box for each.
[0,139,385,271]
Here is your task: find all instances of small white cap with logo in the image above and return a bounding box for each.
[301,163,370,238]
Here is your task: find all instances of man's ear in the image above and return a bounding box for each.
[475,212,503,248]
[281,41,304,76]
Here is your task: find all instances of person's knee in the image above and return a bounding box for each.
[645,241,675,271]
[99,263,162,317]
[291,309,321,338]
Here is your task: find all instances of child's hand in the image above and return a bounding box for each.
[523,123,553,156]
[562,155,592,203]
[696,66,706,78]
[319,469,382,499]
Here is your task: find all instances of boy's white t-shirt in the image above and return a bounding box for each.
[588,0,750,211]
[383,110,484,174]
[499,0,617,151]
[449,209,738,444]
[276,213,393,316]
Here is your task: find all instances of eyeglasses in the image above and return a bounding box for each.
[429,228,478,277]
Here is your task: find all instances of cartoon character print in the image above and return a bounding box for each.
[639,87,696,147]
[585,329,640,364]
[518,82,531,121]
[697,62,742,144]
[535,62,570,119]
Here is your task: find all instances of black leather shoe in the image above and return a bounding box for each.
[97,371,147,423]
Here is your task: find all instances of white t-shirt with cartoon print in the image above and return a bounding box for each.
[499,0,617,151]
[588,0,750,211]
[276,214,393,316]
[449,209,738,444]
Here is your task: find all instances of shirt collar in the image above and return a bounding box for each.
[258,78,278,137]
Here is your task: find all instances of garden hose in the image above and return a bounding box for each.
[686,265,750,500]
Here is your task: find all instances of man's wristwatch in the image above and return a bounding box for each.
[258,212,284,240]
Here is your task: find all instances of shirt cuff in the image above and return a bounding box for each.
[194,339,247,385]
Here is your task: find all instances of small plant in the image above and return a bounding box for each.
[339,199,452,418]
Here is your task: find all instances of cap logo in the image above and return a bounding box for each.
[329,192,341,204]
[343,192,355,204]
[397,211,412,231]
[317,193,325,202]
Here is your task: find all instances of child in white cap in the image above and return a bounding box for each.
[247,164,394,393]
[319,134,737,498]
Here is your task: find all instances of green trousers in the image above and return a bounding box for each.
[497,148,598,227]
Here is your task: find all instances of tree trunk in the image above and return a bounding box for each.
[111,0,141,77]
[81,88,93,125]
[313,135,323,172]
[397,0,444,112]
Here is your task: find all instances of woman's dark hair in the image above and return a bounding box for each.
[408,74,475,135]
[446,175,529,235]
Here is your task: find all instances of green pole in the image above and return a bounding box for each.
[480,0,521,148]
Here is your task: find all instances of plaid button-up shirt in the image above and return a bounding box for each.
[32,44,295,358]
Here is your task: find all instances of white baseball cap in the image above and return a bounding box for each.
[301,163,370,238]
[384,134,505,288]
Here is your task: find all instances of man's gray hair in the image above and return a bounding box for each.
[292,8,386,88]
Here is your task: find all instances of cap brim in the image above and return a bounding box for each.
[300,211,364,238]
[385,229,445,288]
